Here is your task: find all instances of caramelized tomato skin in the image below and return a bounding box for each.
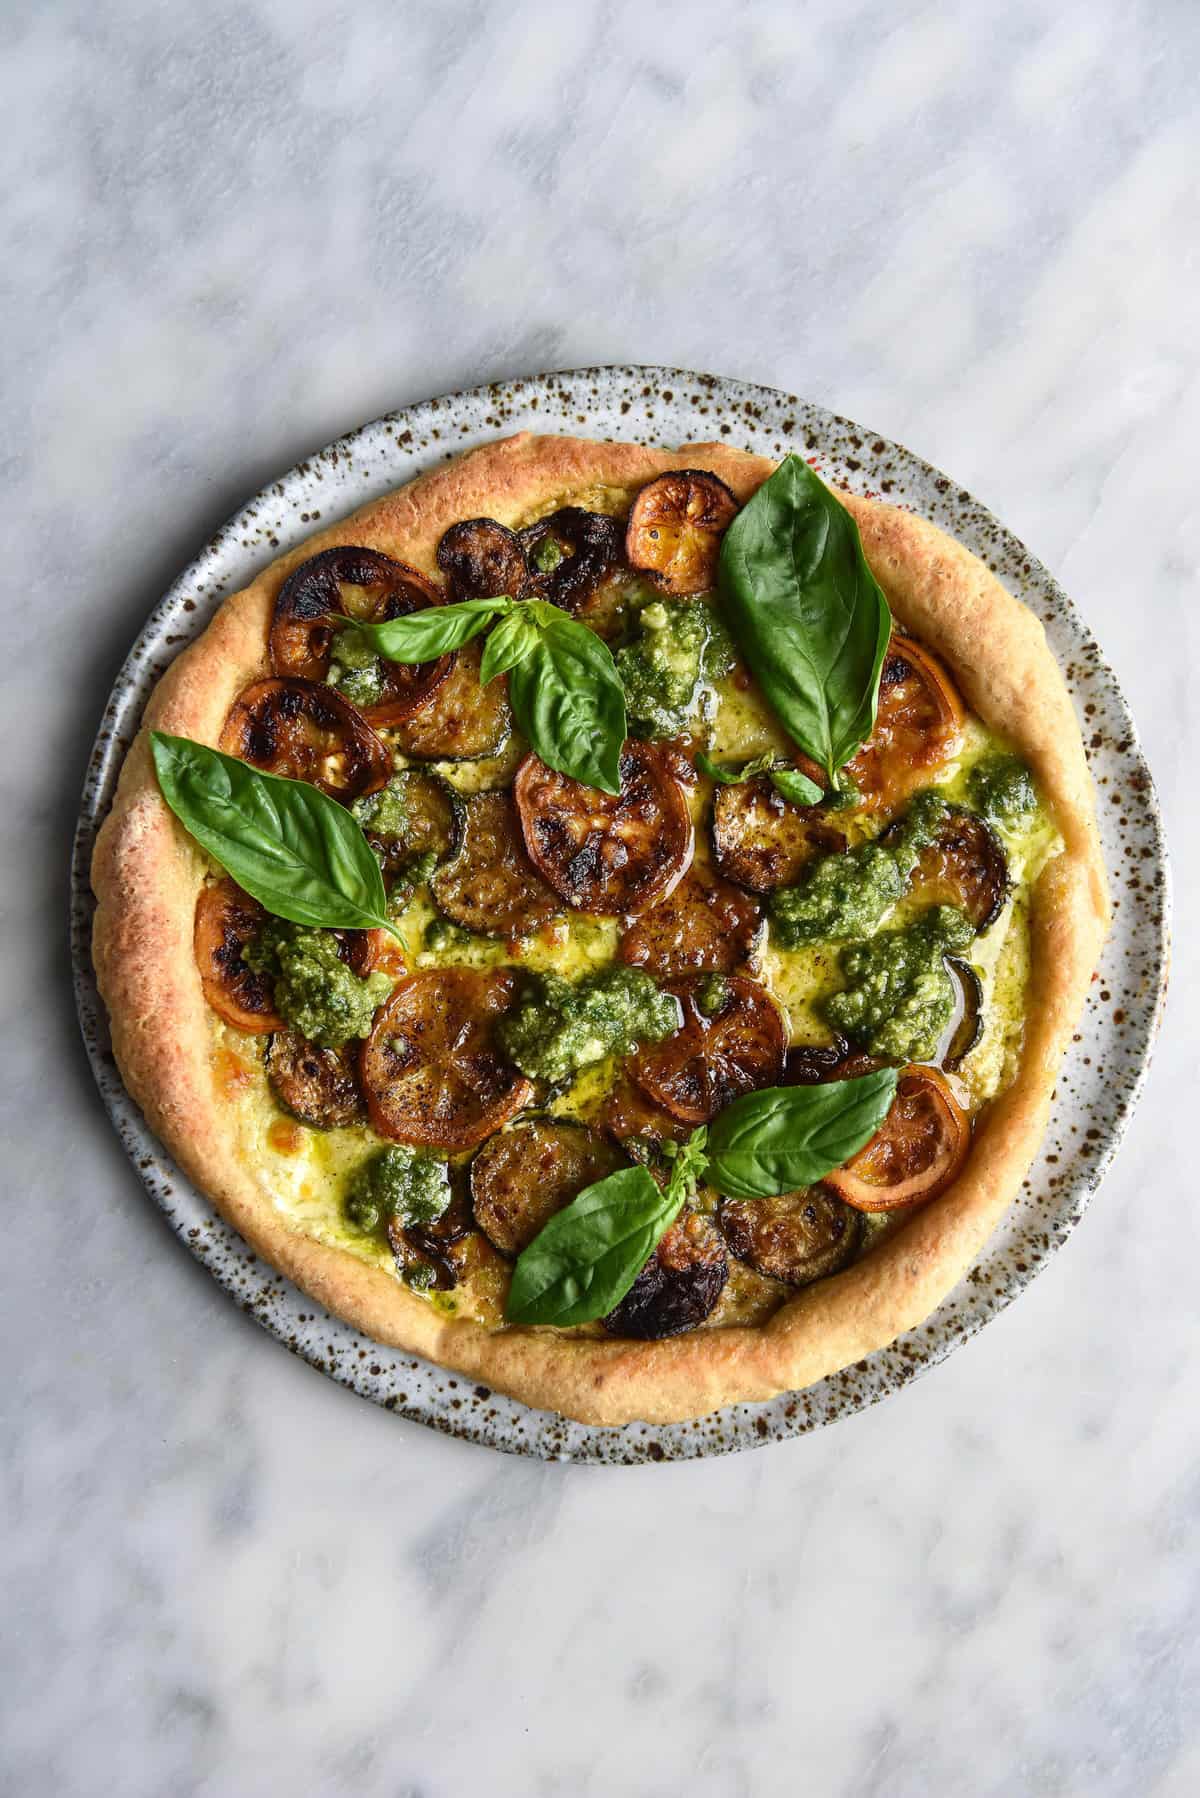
[193,879,282,1032]
[625,470,739,596]
[617,863,763,978]
[219,677,391,800]
[845,635,965,813]
[628,974,786,1125]
[824,1064,969,1212]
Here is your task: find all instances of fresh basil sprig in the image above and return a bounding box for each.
[151,733,399,937]
[718,455,892,786]
[696,751,823,808]
[355,592,627,795]
[505,1070,897,1326]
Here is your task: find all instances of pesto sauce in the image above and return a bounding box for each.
[344,1144,451,1235]
[769,789,949,946]
[824,905,974,1061]
[246,920,393,1047]
[616,595,735,740]
[325,624,388,710]
[966,752,1038,825]
[498,966,681,1085]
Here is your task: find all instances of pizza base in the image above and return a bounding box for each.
[92,434,1110,1427]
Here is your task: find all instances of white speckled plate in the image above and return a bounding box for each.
[70,367,1170,1462]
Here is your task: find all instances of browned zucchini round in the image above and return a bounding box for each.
[625,471,739,595]
[617,863,763,977]
[219,677,390,800]
[601,1076,690,1171]
[514,741,694,916]
[602,1211,728,1339]
[711,775,846,894]
[785,1035,883,1085]
[363,769,464,887]
[436,518,527,601]
[265,1031,365,1129]
[896,803,1009,931]
[629,973,786,1125]
[430,791,560,938]
[387,639,512,762]
[193,879,282,1033]
[518,508,622,612]
[470,1118,622,1257]
[942,957,985,1071]
[718,1184,864,1286]
[387,1193,473,1291]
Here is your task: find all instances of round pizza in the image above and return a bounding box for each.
[91,433,1110,1426]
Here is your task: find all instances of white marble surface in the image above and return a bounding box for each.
[2,2,1196,1792]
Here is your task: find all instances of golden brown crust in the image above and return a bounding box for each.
[92,433,1110,1426]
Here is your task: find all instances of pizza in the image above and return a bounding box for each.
[91,433,1110,1427]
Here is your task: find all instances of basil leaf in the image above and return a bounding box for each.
[769,768,824,806]
[479,606,540,684]
[718,456,892,784]
[355,595,512,662]
[705,1070,898,1198]
[151,733,395,934]
[695,750,778,786]
[508,612,627,795]
[505,1165,680,1326]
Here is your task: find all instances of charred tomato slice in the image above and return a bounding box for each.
[513,741,694,917]
[436,518,527,601]
[470,1118,622,1258]
[388,639,512,761]
[718,1184,864,1286]
[265,1031,365,1129]
[785,1035,884,1085]
[518,508,622,612]
[601,1076,691,1172]
[360,968,533,1152]
[711,774,847,894]
[897,802,1009,931]
[629,973,786,1125]
[602,1210,728,1339]
[617,863,764,978]
[844,635,965,813]
[193,878,282,1032]
[430,791,560,939]
[219,677,390,800]
[269,546,453,727]
[625,470,739,595]
[825,1065,970,1212]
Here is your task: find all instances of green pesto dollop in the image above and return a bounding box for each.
[966,752,1038,825]
[498,967,682,1085]
[824,905,975,1062]
[351,773,409,840]
[616,596,735,740]
[325,623,387,710]
[246,920,392,1048]
[344,1145,452,1236]
[769,789,949,946]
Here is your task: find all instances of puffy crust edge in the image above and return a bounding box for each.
[92,432,1110,1426]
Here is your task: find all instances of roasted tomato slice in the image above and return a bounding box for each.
[711,775,847,894]
[629,973,786,1125]
[601,1076,691,1171]
[518,508,622,612]
[617,863,763,977]
[514,741,694,916]
[193,878,282,1032]
[625,470,739,595]
[825,1065,970,1212]
[470,1118,622,1257]
[360,968,533,1152]
[436,518,528,601]
[265,1031,364,1129]
[269,546,453,727]
[219,677,390,800]
[897,802,1009,931]
[844,635,965,812]
[785,1035,883,1085]
[602,1210,728,1339]
[430,791,560,939]
[388,639,512,762]
[718,1184,864,1286]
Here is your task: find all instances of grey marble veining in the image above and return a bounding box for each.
[2,2,1196,1793]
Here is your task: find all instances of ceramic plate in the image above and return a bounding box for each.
[70,366,1170,1463]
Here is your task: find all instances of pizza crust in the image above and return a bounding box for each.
[92,433,1110,1426]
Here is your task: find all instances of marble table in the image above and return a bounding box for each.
[3,3,1194,1792]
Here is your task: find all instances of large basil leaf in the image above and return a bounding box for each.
[508,609,626,795]
[479,605,540,684]
[705,1069,898,1198]
[151,733,394,933]
[505,1165,680,1326]
[718,455,892,784]
[354,595,512,661]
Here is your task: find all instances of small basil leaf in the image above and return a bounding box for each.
[356,596,512,662]
[508,613,627,795]
[479,606,540,684]
[695,750,778,786]
[151,733,394,934]
[718,455,892,784]
[705,1070,899,1198]
[769,768,824,806]
[505,1165,680,1326]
